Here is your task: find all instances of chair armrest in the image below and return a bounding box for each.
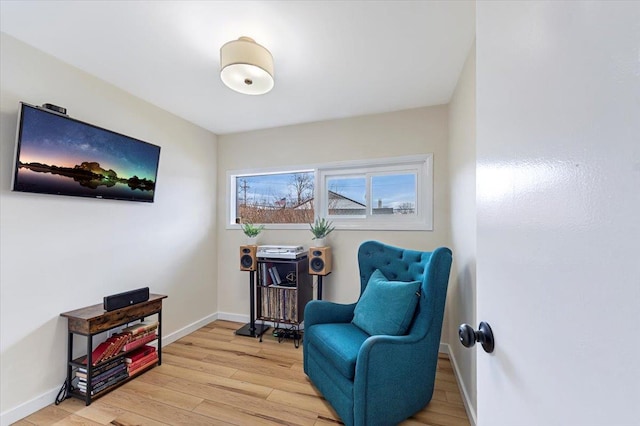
[304,300,357,327]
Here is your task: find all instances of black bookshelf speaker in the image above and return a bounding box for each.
[240,245,258,271]
[103,287,150,312]
[309,246,332,276]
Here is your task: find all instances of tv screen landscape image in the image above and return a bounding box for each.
[12,103,161,202]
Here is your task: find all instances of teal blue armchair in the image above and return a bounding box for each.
[303,241,453,426]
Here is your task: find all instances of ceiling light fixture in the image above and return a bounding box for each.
[220,36,274,95]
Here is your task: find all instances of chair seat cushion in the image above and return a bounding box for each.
[352,269,421,336]
[306,322,370,380]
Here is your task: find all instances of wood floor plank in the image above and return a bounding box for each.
[411,409,471,426]
[178,334,263,356]
[230,368,323,397]
[431,388,449,403]
[98,388,220,426]
[21,406,72,425]
[433,378,466,393]
[313,418,345,426]
[118,379,204,410]
[53,398,86,416]
[15,320,470,426]
[193,399,317,426]
[142,370,320,425]
[162,343,210,361]
[267,388,342,421]
[201,351,308,383]
[189,328,246,344]
[66,400,127,424]
[72,400,171,426]
[418,399,470,420]
[445,390,466,406]
[145,363,274,399]
[50,414,103,425]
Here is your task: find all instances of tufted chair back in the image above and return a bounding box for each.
[357,240,452,339]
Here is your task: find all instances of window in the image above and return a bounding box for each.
[228,154,432,230]
[232,170,315,224]
[317,155,431,230]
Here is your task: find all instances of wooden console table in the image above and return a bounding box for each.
[60,293,167,405]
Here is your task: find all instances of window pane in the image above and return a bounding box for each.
[371,173,416,215]
[230,154,432,230]
[236,171,314,224]
[327,176,366,216]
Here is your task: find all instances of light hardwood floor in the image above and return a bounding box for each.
[14,320,470,426]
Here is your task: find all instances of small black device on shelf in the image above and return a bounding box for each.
[103,287,150,312]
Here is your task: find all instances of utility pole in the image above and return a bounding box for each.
[238,179,250,206]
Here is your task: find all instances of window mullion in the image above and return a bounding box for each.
[365,173,372,217]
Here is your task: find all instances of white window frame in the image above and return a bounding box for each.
[317,154,432,231]
[226,154,433,231]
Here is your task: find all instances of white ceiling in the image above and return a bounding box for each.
[0,1,475,135]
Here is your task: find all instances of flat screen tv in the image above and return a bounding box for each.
[12,103,161,202]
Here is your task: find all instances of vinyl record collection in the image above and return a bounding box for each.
[260,286,298,322]
[258,262,298,322]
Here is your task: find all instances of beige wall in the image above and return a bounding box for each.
[0,33,218,422]
[447,43,477,423]
[216,107,451,318]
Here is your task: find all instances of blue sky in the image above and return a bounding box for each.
[237,171,415,209]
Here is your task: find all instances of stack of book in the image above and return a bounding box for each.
[90,334,130,365]
[125,345,158,376]
[260,263,296,287]
[76,358,127,395]
[80,321,158,366]
[120,320,158,353]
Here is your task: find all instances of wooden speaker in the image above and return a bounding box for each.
[309,246,332,276]
[240,245,257,271]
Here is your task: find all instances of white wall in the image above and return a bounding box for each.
[0,33,218,424]
[476,2,639,424]
[447,42,477,424]
[216,107,451,319]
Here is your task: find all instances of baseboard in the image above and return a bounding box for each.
[162,312,218,345]
[441,342,477,426]
[1,386,61,426]
[216,311,249,324]
[1,311,219,426]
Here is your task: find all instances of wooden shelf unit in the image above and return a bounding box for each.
[60,293,167,405]
[256,257,312,346]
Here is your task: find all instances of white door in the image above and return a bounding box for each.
[476,2,640,425]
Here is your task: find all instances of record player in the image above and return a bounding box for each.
[257,245,306,260]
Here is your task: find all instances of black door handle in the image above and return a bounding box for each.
[458,321,495,353]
